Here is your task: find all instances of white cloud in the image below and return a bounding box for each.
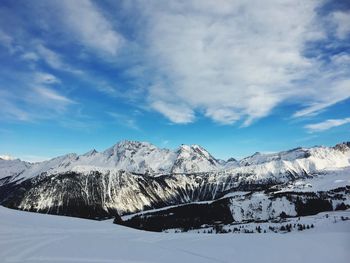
[305,117,350,132]
[33,86,74,104]
[132,0,345,125]
[331,11,350,39]
[36,44,64,68]
[107,112,140,130]
[21,52,39,61]
[0,30,14,51]
[150,101,195,124]
[293,79,350,117]
[2,0,350,128]
[330,53,350,67]
[161,140,169,145]
[18,155,50,163]
[0,83,76,122]
[0,89,32,121]
[95,83,120,97]
[0,29,23,54]
[205,108,240,125]
[35,72,60,84]
[35,44,84,74]
[35,44,78,73]
[0,154,15,161]
[56,0,124,55]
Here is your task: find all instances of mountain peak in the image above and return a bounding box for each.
[103,140,156,158]
[171,144,219,173]
[83,149,98,156]
[334,142,350,152]
[114,140,154,148]
[227,157,237,162]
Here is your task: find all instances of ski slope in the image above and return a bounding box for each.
[0,206,349,263]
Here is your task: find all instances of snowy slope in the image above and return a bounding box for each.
[0,158,31,182]
[278,166,350,192]
[0,206,349,263]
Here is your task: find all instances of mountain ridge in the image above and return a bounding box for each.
[2,140,349,182]
[0,140,349,227]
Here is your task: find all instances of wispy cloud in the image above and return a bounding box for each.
[0,89,32,121]
[0,69,76,123]
[17,154,51,163]
[21,52,39,61]
[48,0,124,56]
[305,117,350,132]
[0,0,349,130]
[293,78,350,118]
[33,86,74,104]
[331,11,350,39]
[0,154,15,161]
[108,112,140,130]
[36,44,64,69]
[150,100,194,124]
[36,44,82,74]
[161,140,169,146]
[95,83,120,97]
[35,72,60,84]
[128,0,350,125]
[0,29,14,52]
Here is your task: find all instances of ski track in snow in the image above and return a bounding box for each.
[1,206,349,263]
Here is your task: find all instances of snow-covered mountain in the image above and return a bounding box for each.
[0,141,224,182]
[0,158,31,185]
[239,144,350,167]
[229,143,350,184]
[2,141,349,183]
[0,141,349,227]
[171,144,221,173]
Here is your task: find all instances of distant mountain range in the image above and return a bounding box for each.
[0,141,349,231]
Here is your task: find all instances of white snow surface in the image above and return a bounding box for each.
[0,158,30,180]
[279,166,350,192]
[0,206,349,263]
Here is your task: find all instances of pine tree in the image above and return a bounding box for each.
[256,225,262,233]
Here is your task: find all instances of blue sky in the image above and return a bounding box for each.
[0,0,349,162]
